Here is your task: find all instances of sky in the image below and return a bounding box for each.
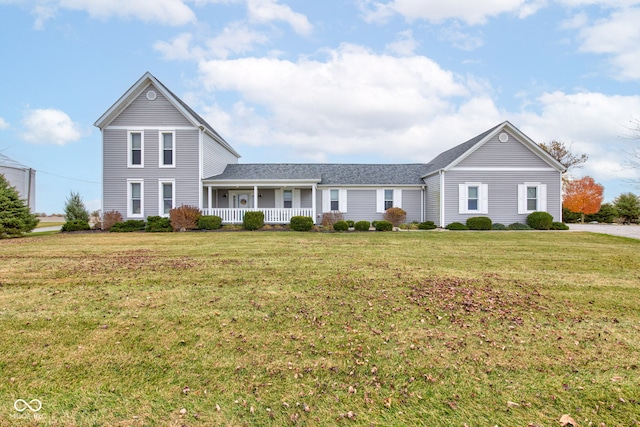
[1,0,640,214]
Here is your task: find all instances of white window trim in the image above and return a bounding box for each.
[518,182,547,214]
[159,131,176,168]
[127,179,144,218]
[458,182,488,214]
[376,189,403,213]
[158,179,175,217]
[322,189,348,213]
[128,130,144,168]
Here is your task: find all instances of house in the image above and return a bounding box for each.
[0,153,36,210]
[95,72,565,227]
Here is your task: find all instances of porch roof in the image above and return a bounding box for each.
[205,163,432,185]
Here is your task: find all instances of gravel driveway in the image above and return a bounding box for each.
[568,223,640,240]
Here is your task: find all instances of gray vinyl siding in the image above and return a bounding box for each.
[258,189,275,208]
[402,189,422,223]
[110,83,193,127]
[423,173,441,225]
[457,132,550,168]
[443,170,562,226]
[300,189,313,209]
[203,132,238,178]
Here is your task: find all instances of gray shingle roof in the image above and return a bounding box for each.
[207,163,432,185]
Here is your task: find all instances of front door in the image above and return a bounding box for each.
[230,191,253,208]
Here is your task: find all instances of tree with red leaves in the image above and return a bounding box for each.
[563,176,604,223]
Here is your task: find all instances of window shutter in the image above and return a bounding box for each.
[376,189,384,213]
[517,184,526,214]
[394,189,403,208]
[339,189,348,213]
[480,184,488,214]
[458,184,466,214]
[539,184,547,211]
[322,190,330,213]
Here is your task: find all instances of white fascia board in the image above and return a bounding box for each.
[202,179,320,187]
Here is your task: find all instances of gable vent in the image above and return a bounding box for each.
[498,132,509,143]
[146,90,157,101]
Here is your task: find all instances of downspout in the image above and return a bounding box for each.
[420,185,425,223]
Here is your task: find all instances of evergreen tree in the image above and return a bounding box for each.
[0,173,39,238]
[613,192,640,224]
[64,191,90,222]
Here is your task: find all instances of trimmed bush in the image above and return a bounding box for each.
[375,220,393,231]
[146,216,172,232]
[170,205,201,231]
[110,220,146,232]
[198,215,222,230]
[290,216,314,231]
[61,220,91,232]
[321,211,344,227]
[333,220,349,231]
[418,221,437,230]
[466,216,492,230]
[354,220,371,231]
[527,211,553,230]
[102,210,122,231]
[243,211,264,230]
[371,220,379,228]
[346,220,355,228]
[445,222,468,230]
[551,221,569,230]
[384,207,407,227]
[507,222,532,230]
[492,223,507,230]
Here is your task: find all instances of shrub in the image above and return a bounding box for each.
[243,211,264,230]
[492,223,507,230]
[384,207,406,227]
[508,222,532,230]
[445,222,468,230]
[562,207,581,223]
[61,220,90,232]
[527,211,553,230]
[375,220,393,231]
[466,216,492,230]
[613,192,640,224]
[418,221,436,230]
[321,211,344,227]
[102,210,122,231]
[346,220,355,227]
[146,216,172,232]
[110,220,146,232]
[333,220,349,231]
[354,220,371,231]
[551,222,569,230]
[198,215,222,230]
[170,205,201,231]
[290,216,314,231]
[585,203,617,224]
[63,191,89,222]
[371,220,379,228]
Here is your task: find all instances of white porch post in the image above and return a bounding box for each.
[312,184,317,224]
[253,185,258,208]
[207,186,213,213]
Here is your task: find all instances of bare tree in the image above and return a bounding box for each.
[538,140,588,174]
[624,117,640,186]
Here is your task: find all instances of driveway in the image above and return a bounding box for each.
[568,223,640,240]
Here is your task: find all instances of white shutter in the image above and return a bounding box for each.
[480,184,488,214]
[275,189,283,208]
[339,189,348,213]
[459,184,466,214]
[517,184,526,214]
[539,184,547,211]
[376,189,384,213]
[293,189,301,209]
[394,189,403,208]
[322,190,330,213]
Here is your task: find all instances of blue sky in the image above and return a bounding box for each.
[1,0,639,214]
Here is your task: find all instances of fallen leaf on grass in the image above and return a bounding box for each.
[507,401,520,407]
[560,414,577,426]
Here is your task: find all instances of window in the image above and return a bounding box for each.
[458,183,488,214]
[159,180,175,215]
[384,189,394,210]
[159,131,175,167]
[283,190,292,208]
[377,189,402,213]
[128,131,143,167]
[127,180,144,218]
[330,189,339,211]
[518,183,547,214]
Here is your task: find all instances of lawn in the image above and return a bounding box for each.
[1,231,639,426]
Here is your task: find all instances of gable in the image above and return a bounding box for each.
[455,130,551,169]
[110,83,193,128]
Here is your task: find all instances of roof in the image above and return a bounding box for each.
[94,72,240,158]
[0,153,30,170]
[206,163,432,185]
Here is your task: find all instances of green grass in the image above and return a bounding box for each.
[1,231,639,426]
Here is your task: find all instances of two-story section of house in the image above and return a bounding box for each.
[94,72,240,220]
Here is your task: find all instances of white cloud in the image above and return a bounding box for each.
[154,33,204,61]
[385,29,419,56]
[0,117,9,130]
[20,108,84,146]
[205,22,270,58]
[439,24,484,51]
[247,0,312,35]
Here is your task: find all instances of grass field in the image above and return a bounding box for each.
[1,231,639,426]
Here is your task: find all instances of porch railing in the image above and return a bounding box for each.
[202,208,314,224]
